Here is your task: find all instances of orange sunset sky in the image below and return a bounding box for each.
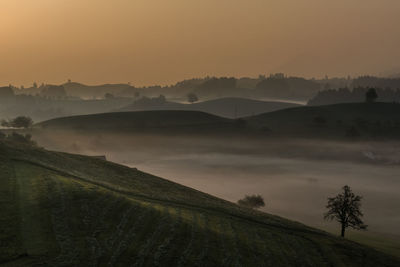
[1,0,400,86]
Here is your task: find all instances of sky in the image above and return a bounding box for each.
[1,0,400,87]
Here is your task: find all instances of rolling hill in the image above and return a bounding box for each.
[35,102,400,139]
[1,141,399,266]
[35,110,235,133]
[247,102,400,139]
[119,97,300,119]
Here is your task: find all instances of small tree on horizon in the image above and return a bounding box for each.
[187,93,199,104]
[365,88,378,103]
[238,195,265,209]
[324,185,367,238]
[104,93,115,99]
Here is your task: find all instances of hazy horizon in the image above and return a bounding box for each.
[2,0,400,87]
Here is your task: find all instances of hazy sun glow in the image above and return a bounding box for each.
[1,0,400,86]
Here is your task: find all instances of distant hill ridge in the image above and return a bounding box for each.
[119,97,300,118]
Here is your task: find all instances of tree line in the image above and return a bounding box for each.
[308,87,397,106]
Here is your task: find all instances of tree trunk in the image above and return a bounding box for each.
[341,224,345,237]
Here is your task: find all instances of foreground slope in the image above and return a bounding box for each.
[0,142,399,266]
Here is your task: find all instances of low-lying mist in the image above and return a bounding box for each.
[31,130,400,238]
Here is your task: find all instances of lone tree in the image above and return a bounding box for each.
[324,185,367,237]
[365,88,378,103]
[238,195,265,209]
[187,93,199,104]
[104,93,115,99]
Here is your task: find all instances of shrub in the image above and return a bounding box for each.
[12,116,33,128]
[365,88,378,103]
[1,116,33,128]
[5,132,36,146]
[238,195,265,209]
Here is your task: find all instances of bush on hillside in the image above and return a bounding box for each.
[1,132,37,146]
[1,116,33,128]
[238,195,265,209]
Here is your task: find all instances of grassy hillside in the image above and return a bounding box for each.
[0,141,399,266]
[119,97,300,118]
[247,102,400,139]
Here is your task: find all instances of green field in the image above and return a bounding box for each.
[1,141,399,266]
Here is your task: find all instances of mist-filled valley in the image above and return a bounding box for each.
[30,130,400,244]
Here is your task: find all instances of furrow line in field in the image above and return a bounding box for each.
[86,195,121,266]
[108,205,149,266]
[196,213,210,264]
[153,208,182,266]
[46,179,79,266]
[131,207,170,267]
[228,221,244,267]
[177,212,198,267]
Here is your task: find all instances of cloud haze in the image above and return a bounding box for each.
[1,0,400,86]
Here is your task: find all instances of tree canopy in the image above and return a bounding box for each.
[1,116,33,129]
[324,185,367,237]
[365,88,378,103]
[187,93,199,104]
